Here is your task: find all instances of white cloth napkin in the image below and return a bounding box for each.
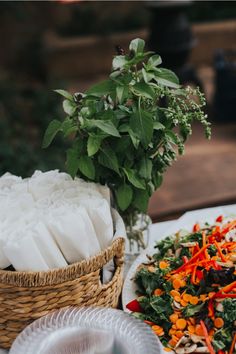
[47,206,101,263]
[0,170,121,273]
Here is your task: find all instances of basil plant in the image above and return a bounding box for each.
[43,38,210,222]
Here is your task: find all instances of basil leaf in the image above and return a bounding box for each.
[99,147,120,174]
[123,167,145,189]
[132,82,155,99]
[66,148,79,178]
[115,184,133,211]
[129,38,145,54]
[78,156,95,180]
[86,80,115,96]
[42,120,62,148]
[130,110,153,148]
[54,89,74,101]
[87,135,102,156]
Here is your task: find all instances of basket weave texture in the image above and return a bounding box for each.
[0,236,125,349]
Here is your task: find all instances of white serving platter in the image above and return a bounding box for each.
[122,204,236,353]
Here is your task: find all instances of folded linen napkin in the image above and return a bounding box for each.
[47,206,101,263]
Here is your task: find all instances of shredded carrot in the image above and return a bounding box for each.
[229,333,236,354]
[172,243,211,274]
[159,261,169,269]
[144,320,155,326]
[214,241,227,262]
[200,320,216,354]
[187,325,195,334]
[170,290,180,297]
[180,299,188,307]
[176,318,187,330]
[168,338,178,347]
[169,313,179,323]
[175,330,184,339]
[190,296,199,305]
[218,281,236,295]
[164,348,172,352]
[191,266,197,285]
[214,317,224,328]
[173,279,183,289]
[182,293,192,302]
[195,324,204,336]
[154,288,164,296]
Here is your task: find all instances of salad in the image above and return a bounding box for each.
[126,215,236,354]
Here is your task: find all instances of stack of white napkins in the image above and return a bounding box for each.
[0,170,125,274]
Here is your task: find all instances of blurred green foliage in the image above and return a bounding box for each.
[0,83,67,177]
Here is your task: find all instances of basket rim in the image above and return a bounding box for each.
[0,237,125,288]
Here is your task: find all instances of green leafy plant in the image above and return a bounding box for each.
[43,38,210,220]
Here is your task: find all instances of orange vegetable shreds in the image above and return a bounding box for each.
[168,338,178,347]
[152,325,163,333]
[169,313,179,323]
[195,324,204,336]
[164,347,172,352]
[176,318,187,330]
[189,317,196,325]
[200,320,216,354]
[187,325,195,334]
[180,280,187,287]
[180,299,188,307]
[173,279,182,289]
[169,328,176,336]
[229,333,236,354]
[189,296,199,305]
[174,295,182,303]
[144,320,155,326]
[200,294,207,301]
[182,293,192,302]
[214,317,224,328]
[170,290,180,297]
[159,261,169,269]
[154,288,164,296]
[175,331,184,339]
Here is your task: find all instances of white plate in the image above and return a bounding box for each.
[122,204,236,353]
[10,307,161,354]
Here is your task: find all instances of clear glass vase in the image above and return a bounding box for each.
[123,211,152,270]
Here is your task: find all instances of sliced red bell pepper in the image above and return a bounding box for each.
[196,269,204,281]
[214,293,236,299]
[216,215,223,223]
[182,256,189,264]
[208,299,214,318]
[126,299,143,312]
[191,266,197,284]
[193,223,201,232]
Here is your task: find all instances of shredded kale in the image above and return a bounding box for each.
[182,302,205,317]
[213,327,233,351]
[135,268,165,296]
[221,298,236,322]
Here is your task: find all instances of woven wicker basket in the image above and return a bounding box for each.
[0,222,125,348]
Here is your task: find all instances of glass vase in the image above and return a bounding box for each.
[123,211,152,270]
